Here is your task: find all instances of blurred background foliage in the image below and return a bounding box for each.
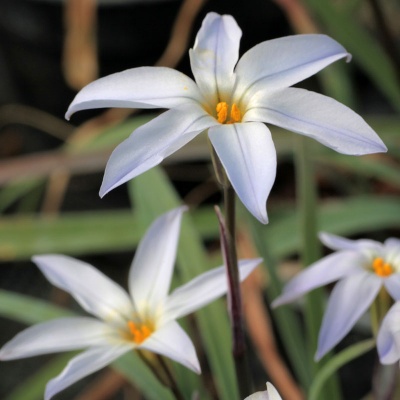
[0,0,399,399]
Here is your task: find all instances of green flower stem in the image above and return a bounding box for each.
[370,287,393,337]
[138,351,185,400]
[223,185,251,399]
[210,141,251,398]
[294,136,341,399]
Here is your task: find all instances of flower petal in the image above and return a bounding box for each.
[208,122,276,224]
[100,104,217,197]
[66,67,203,119]
[129,207,186,312]
[316,271,381,360]
[319,232,383,252]
[162,258,261,322]
[377,302,400,364]
[33,255,134,323]
[266,382,283,400]
[234,34,349,101]
[245,88,387,155]
[272,251,363,307]
[139,320,200,374]
[384,274,400,301]
[45,344,132,400]
[190,12,241,104]
[0,317,115,360]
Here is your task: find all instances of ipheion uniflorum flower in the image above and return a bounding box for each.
[66,12,386,224]
[0,207,261,400]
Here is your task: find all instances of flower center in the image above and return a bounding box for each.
[127,321,153,344]
[216,102,241,124]
[372,257,394,277]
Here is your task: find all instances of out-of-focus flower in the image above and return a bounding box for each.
[377,301,400,364]
[273,233,400,360]
[0,207,261,400]
[66,12,386,224]
[244,382,283,400]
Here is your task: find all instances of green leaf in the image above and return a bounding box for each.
[309,339,376,400]
[303,0,400,111]
[4,353,78,400]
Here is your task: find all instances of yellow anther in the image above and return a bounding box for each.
[216,102,228,123]
[216,102,242,124]
[127,321,153,344]
[230,103,241,123]
[372,257,394,277]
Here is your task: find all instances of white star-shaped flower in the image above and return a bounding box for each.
[0,207,261,399]
[273,233,400,360]
[66,12,386,223]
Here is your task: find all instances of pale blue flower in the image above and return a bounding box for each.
[0,207,261,399]
[66,12,386,223]
[273,233,400,360]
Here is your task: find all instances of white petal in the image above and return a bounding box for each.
[0,317,114,360]
[129,207,186,312]
[45,345,132,400]
[384,274,400,301]
[266,382,283,400]
[208,122,276,224]
[377,302,400,364]
[162,258,261,322]
[66,67,204,119]
[272,251,363,307]
[316,271,381,360]
[245,88,387,155]
[33,255,134,323]
[319,232,383,252]
[139,320,200,374]
[234,34,349,101]
[100,104,217,196]
[190,12,241,104]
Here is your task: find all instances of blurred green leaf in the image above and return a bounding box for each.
[266,196,400,259]
[303,0,400,111]
[0,209,218,261]
[309,339,375,400]
[4,353,77,400]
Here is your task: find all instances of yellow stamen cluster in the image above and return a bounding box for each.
[216,102,241,124]
[127,321,153,344]
[372,257,393,277]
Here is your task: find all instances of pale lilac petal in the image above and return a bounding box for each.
[377,302,400,364]
[208,122,276,224]
[162,258,261,323]
[384,274,400,301]
[272,251,363,307]
[66,67,203,119]
[190,12,241,104]
[33,255,134,324]
[319,232,383,252]
[45,344,132,400]
[139,320,200,373]
[0,317,115,360]
[385,238,400,248]
[316,271,381,360]
[234,34,349,101]
[100,104,217,196]
[245,88,387,155]
[129,207,186,311]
